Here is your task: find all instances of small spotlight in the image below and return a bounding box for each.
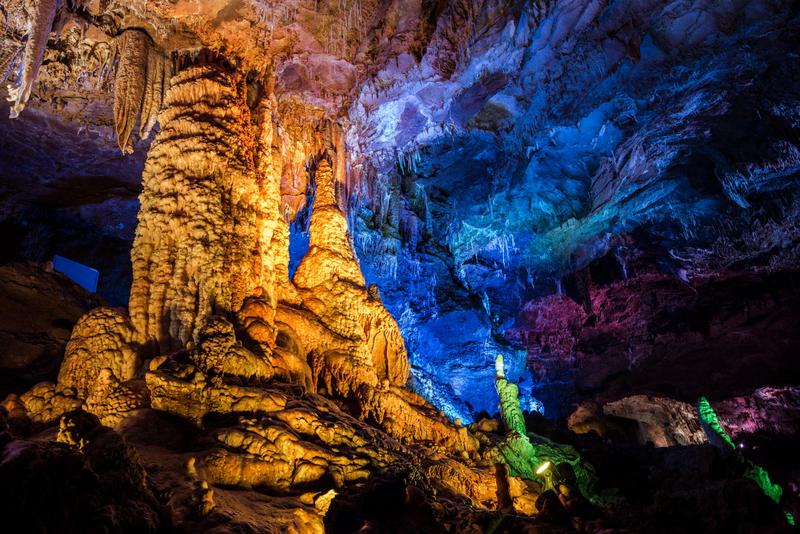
[536,461,551,475]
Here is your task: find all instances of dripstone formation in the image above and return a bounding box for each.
[2,0,800,531]
[2,51,538,531]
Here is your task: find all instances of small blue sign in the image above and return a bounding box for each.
[53,255,99,293]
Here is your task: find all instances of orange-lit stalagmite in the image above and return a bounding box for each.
[291,156,410,387]
[128,61,269,352]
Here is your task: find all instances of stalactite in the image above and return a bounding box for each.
[138,45,171,140]
[113,29,149,153]
[0,45,21,85]
[128,60,269,352]
[6,0,61,118]
[428,0,476,79]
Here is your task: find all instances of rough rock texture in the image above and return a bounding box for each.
[16,381,81,425]
[84,370,148,428]
[2,0,800,531]
[509,270,800,417]
[128,61,266,351]
[603,395,708,448]
[291,156,410,388]
[113,29,150,154]
[145,358,288,425]
[57,306,139,398]
[5,0,61,118]
[714,386,800,440]
[0,411,162,533]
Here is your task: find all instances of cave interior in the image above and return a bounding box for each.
[1,0,799,532]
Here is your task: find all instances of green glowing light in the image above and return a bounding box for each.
[785,512,795,526]
[697,396,735,449]
[536,461,551,475]
[494,355,620,507]
[697,396,787,515]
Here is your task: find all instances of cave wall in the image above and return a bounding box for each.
[344,0,800,420]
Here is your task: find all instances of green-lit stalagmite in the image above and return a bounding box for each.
[494,354,618,507]
[697,396,791,522]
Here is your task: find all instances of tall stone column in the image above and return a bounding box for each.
[128,61,269,351]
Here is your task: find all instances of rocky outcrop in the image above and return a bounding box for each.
[145,358,288,425]
[0,410,162,532]
[0,263,101,396]
[603,395,708,448]
[16,381,81,425]
[84,370,148,428]
[510,271,800,416]
[57,307,139,398]
[713,386,800,440]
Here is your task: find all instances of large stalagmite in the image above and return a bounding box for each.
[291,156,410,387]
[128,60,268,352]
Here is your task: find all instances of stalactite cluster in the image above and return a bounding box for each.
[113,28,171,153]
[6,0,61,118]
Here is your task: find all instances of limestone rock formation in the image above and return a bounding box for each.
[603,395,709,448]
[84,369,148,428]
[145,358,288,425]
[238,295,313,389]
[2,0,800,531]
[0,410,162,532]
[191,315,275,381]
[0,262,101,395]
[17,381,81,424]
[128,60,267,351]
[5,0,61,118]
[287,156,409,393]
[113,29,149,154]
[113,28,172,153]
[57,307,139,398]
[715,386,800,440]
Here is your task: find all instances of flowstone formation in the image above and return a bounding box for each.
[2,48,542,529]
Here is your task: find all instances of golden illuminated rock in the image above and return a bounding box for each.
[113,29,149,154]
[128,61,269,351]
[8,30,538,525]
[58,307,139,399]
[84,369,148,428]
[285,156,410,388]
[145,359,288,425]
[17,382,81,424]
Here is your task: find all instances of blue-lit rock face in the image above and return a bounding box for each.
[345,0,800,421]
